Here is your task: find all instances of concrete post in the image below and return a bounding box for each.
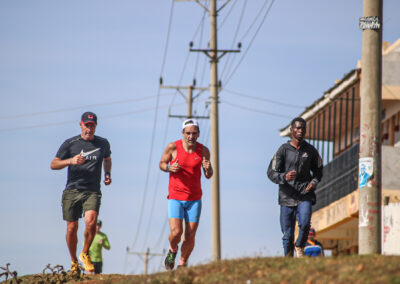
[209,0,221,261]
[358,0,382,254]
[187,85,193,118]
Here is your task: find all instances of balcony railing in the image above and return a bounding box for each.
[313,143,359,212]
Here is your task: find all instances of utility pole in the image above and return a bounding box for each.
[176,0,239,261]
[126,247,165,275]
[160,82,209,119]
[209,0,221,262]
[358,0,382,254]
[189,0,240,261]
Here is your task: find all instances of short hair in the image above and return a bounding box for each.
[291,117,306,127]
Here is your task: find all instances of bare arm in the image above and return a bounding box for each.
[202,146,213,179]
[159,142,181,173]
[50,153,85,170]
[103,157,112,185]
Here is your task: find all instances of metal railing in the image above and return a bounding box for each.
[313,143,359,212]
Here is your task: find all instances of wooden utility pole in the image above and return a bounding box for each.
[208,0,221,262]
[126,247,165,275]
[358,0,382,254]
[177,0,240,261]
[160,83,209,119]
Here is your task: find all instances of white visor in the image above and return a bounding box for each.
[182,119,199,130]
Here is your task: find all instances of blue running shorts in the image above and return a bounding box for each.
[168,199,202,223]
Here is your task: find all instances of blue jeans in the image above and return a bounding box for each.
[280,200,312,256]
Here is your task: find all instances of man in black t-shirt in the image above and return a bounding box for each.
[51,112,112,274]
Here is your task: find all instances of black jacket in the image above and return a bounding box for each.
[267,141,323,206]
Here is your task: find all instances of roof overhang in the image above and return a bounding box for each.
[382,85,400,100]
[280,69,360,137]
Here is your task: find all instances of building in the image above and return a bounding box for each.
[279,39,400,255]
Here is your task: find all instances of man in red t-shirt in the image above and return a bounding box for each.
[159,119,213,270]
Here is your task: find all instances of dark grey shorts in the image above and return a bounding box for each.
[61,189,102,221]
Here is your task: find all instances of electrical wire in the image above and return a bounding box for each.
[221,99,292,118]
[220,0,248,79]
[194,16,209,111]
[191,5,208,42]
[129,0,176,252]
[141,116,171,250]
[0,94,173,120]
[139,58,212,263]
[199,52,208,87]
[136,1,212,257]
[218,0,237,31]
[204,119,211,144]
[166,50,191,114]
[0,101,191,132]
[135,46,206,254]
[239,0,269,43]
[193,9,207,81]
[223,0,276,87]
[155,216,169,252]
[223,88,304,108]
[160,0,176,77]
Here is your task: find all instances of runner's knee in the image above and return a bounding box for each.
[84,210,98,227]
[185,230,196,242]
[170,226,183,238]
[67,222,78,234]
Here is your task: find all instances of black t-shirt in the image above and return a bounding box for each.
[56,135,111,191]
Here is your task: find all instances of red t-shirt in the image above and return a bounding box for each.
[168,140,203,201]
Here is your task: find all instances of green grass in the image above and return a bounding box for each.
[5,255,400,284]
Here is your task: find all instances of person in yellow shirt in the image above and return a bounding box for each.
[89,220,111,274]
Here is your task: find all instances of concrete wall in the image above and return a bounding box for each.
[382,203,400,255]
[382,146,400,190]
[382,40,400,86]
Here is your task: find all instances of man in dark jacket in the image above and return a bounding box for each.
[267,117,323,258]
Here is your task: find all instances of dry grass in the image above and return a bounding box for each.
[4,255,400,284]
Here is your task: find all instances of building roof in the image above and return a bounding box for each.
[280,39,400,137]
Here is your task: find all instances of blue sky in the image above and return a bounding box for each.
[1,0,400,276]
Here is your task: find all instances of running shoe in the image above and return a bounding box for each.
[164,249,178,270]
[295,246,305,258]
[70,261,81,275]
[79,251,95,273]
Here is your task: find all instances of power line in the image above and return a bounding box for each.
[193,9,207,81]
[130,40,207,254]
[130,0,176,252]
[0,101,191,132]
[0,94,174,120]
[141,116,171,251]
[223,0,276,86]
[223,89,304,108]
[134,1,212,256]
[239,0,269,43]
[130,103,161,250]
[220,0,248,79]
[199,54,208,87]
[165,48,192,113]
[160,0,176,77]
[155,216,169,252]
[218,0,236,30]
[191,5,208,42]
[221,99,292,118]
